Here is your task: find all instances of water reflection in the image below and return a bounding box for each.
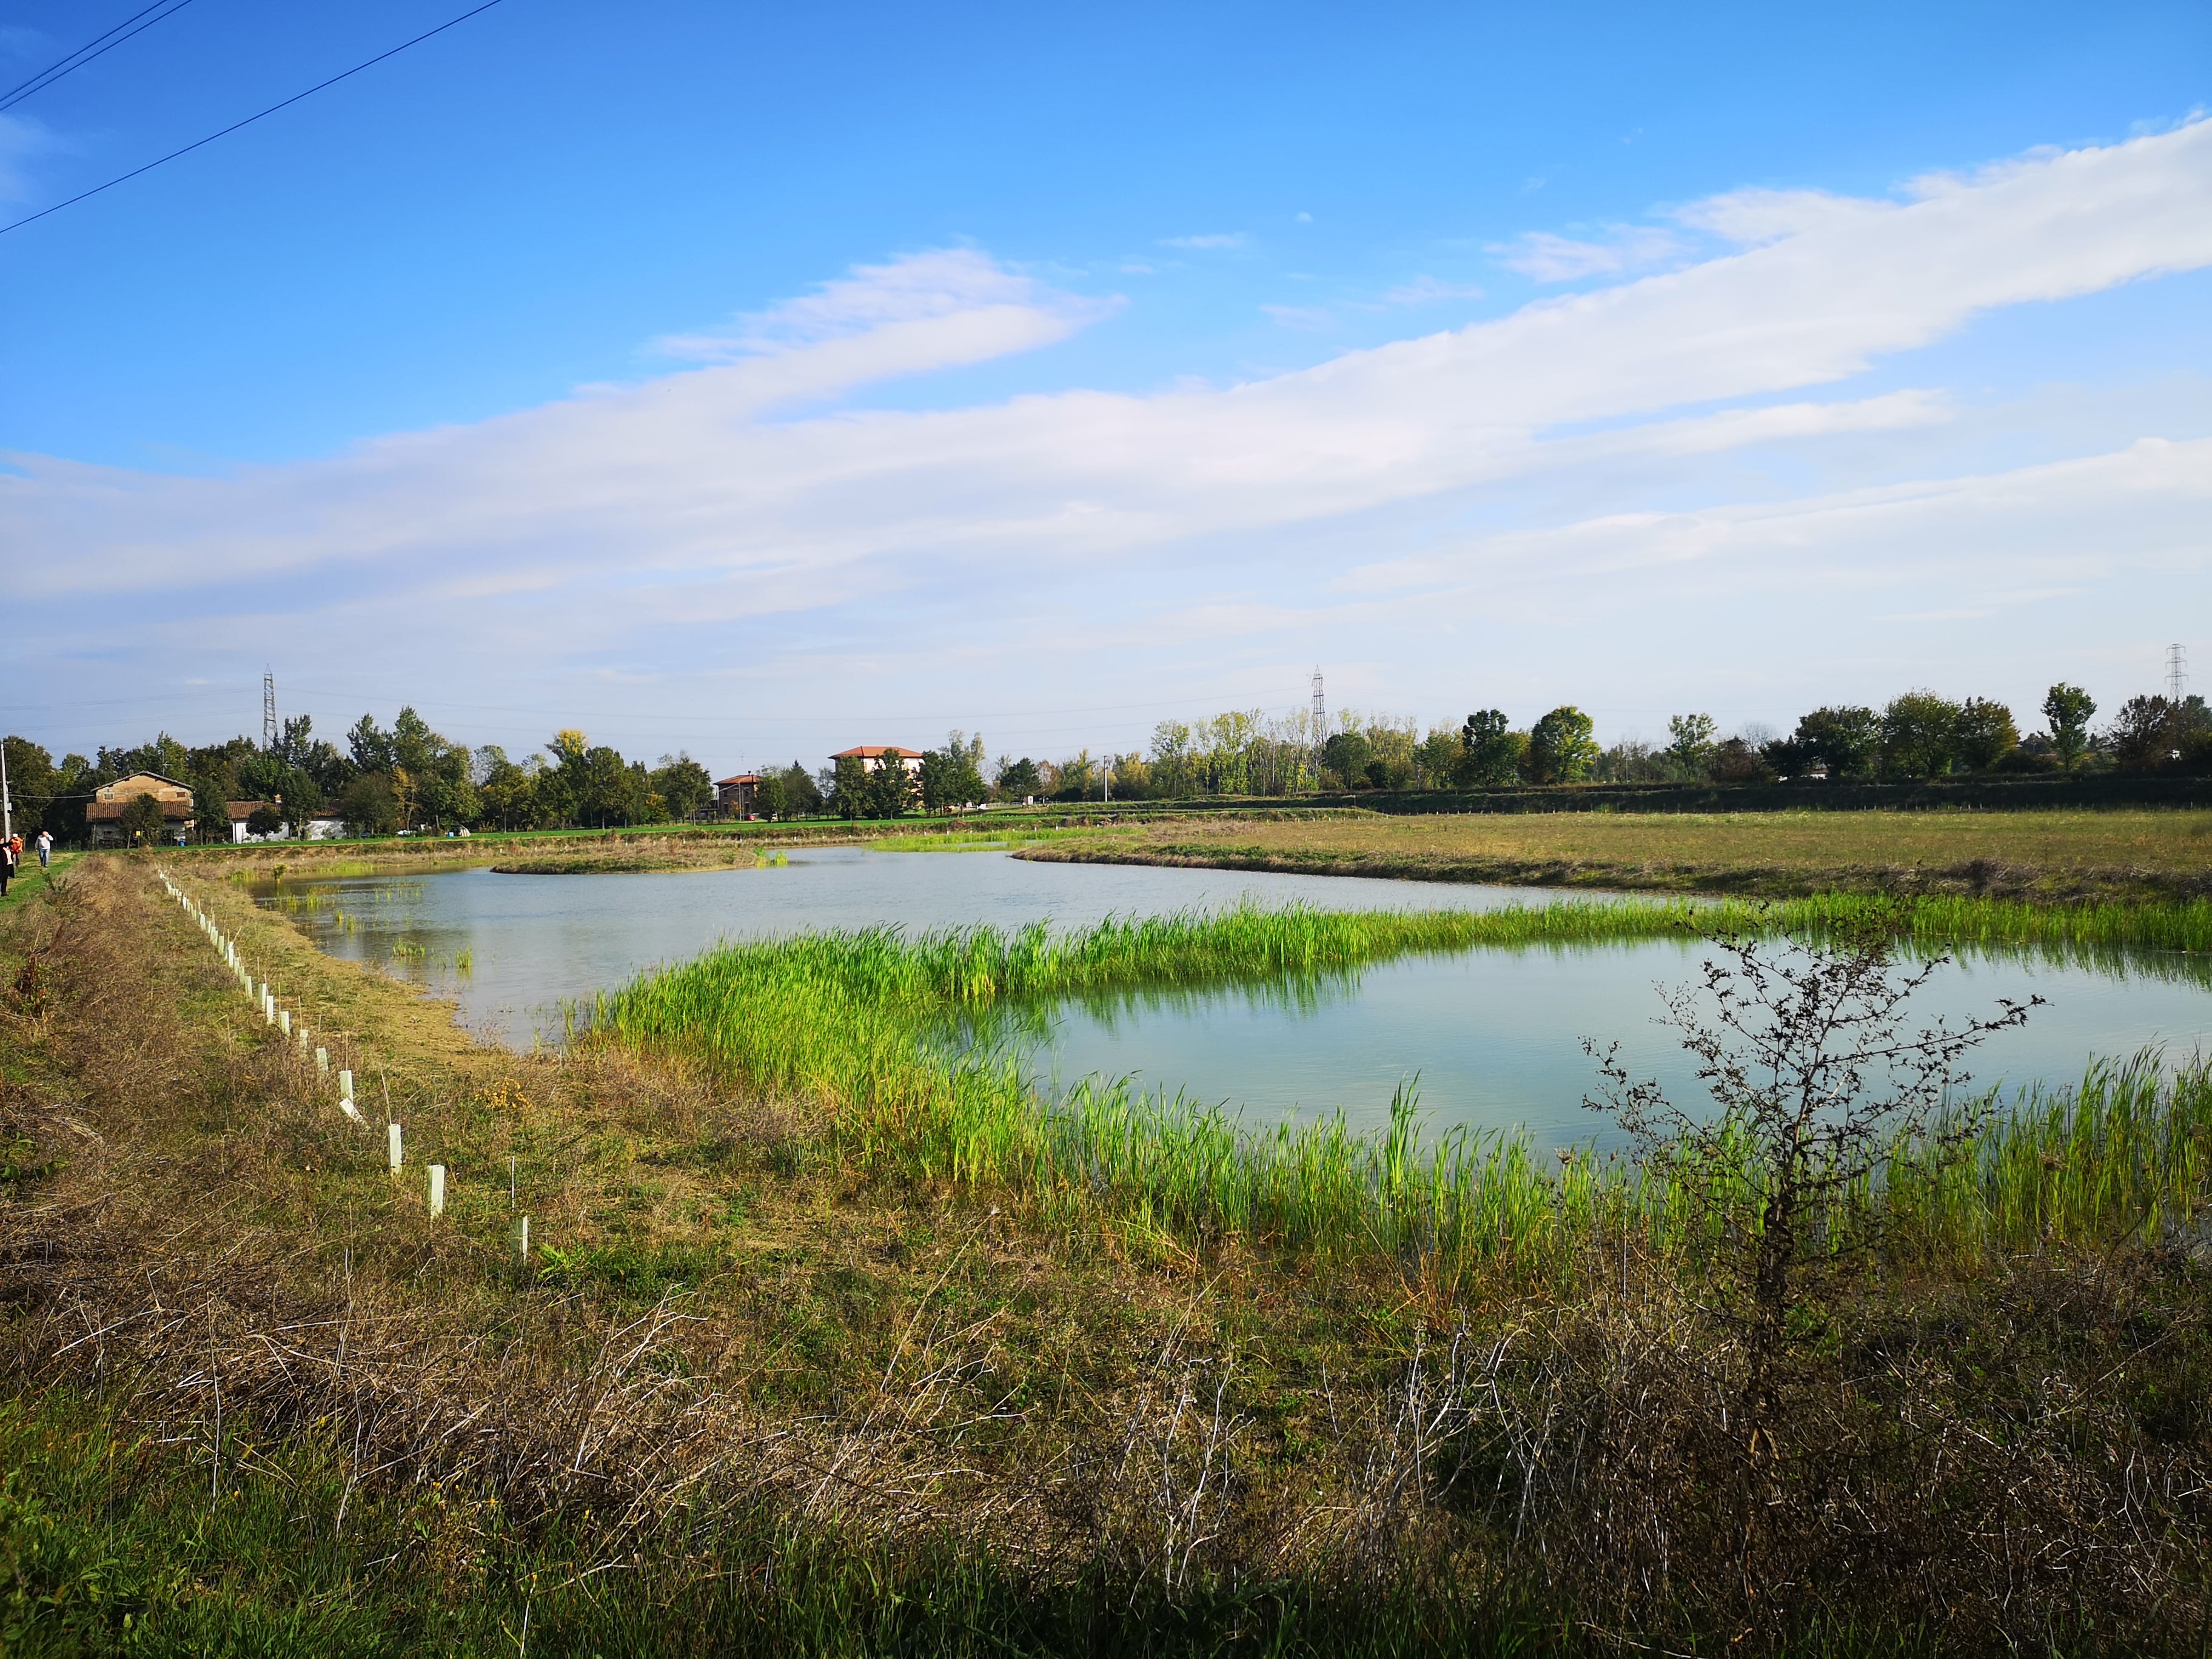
[255,850,2212,1148]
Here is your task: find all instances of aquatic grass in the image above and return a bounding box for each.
[586,897,2212,1294]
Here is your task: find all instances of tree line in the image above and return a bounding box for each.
[4,680,2197,842]
[1,711,717,844]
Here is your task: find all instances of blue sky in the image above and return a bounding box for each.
[4,0,2210,769]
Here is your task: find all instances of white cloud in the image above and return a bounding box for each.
[1671,187,1878,246]
[1489,224,1688,281]
[651,247,1110,364]
[1260,303,1336,331]
[1379,275,1487,306]
[7,122,2212,751]
[1338,438,2210,595]
[0,112,61,205]
[1160,232,1247,249]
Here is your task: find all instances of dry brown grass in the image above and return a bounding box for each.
[1025,806,2212,902]
[0,856,1472,1593]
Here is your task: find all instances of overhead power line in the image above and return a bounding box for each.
[0,0,508,237]
[0,0,202,114]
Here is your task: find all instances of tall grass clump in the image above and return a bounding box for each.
[586,900,2212,1293]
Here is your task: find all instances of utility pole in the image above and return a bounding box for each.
[262,669,278,751]
[1102,753,1111,805]
[1309,666,1326,787]
[2167,643,2188,704]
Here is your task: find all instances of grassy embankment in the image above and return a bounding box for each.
[2,857,2208,1651]
[160,817,1138,879]
[1022,805,2212,903]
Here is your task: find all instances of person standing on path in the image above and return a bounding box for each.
[0,835,15,898]
[35,830,50,869]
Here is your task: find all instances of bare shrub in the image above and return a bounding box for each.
[1584,914,2036,1424]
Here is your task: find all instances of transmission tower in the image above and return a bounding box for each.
[2167,643,2188,704]
[262,669,278,750]
[1310,666,1326,734]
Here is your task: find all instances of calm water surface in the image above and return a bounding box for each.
[260,849,2212,1148]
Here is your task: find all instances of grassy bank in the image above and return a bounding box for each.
[5,859,2208,1652]
[1022,805,2212,903]
[152,814,1141,883]
[588,897,2212,1292]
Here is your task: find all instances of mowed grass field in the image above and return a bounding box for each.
[1024,806,2212,902]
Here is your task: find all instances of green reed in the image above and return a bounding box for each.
[587,897,2212,1292]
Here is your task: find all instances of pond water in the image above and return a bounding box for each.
[258,849,2212,1149]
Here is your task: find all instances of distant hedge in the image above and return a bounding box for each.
[1315,774,2212,815]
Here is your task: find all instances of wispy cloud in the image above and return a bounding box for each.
[1160,232,1247,249]
[1379,275,1486,306]
[1260,303,1336,331]
[0,113,62,204]
[1488,224,1687,281]
[650,247,1110,363]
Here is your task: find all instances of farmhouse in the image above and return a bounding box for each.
[831,745,923,775]
[714,773,762,817]
[84,773,195,847]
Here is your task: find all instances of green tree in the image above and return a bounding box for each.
[246,803,287,838]
[474,747,540,829]
[567,746,652,826]
[2105,695,2191,771]
[1146,723,1194,797]
[536,730,595,826]
[1524,706,1598,784]
[994,757,1044,800]
[1953,697,2020,771]
[1665,713,1717,778]
[347,715,395,774]
[2042,683,2097,769]
[1108,751,1153,798]
[1774,706,1880,779]
[865,757,917,818]
[1706,736,1772,783]
[190,774,234,845]
[756,762,823,820]
[337,773,400,837]
[649,754,714,821]
[1319,731,1372,791]
[380,708,475,828]
[3,737,57,842]
[41,752,93,845]
[116,792,169,846]
[1053,751,1098,802]
[98,733,192,782]
[271,716,352,796]
[391,707,435,774]
[1880,692,1962,779]
[1456,710,1525,787]
[919,747,987,811]
[831,754,873,818]
[1414,727,1460,789]
[1594,737,1669,782]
